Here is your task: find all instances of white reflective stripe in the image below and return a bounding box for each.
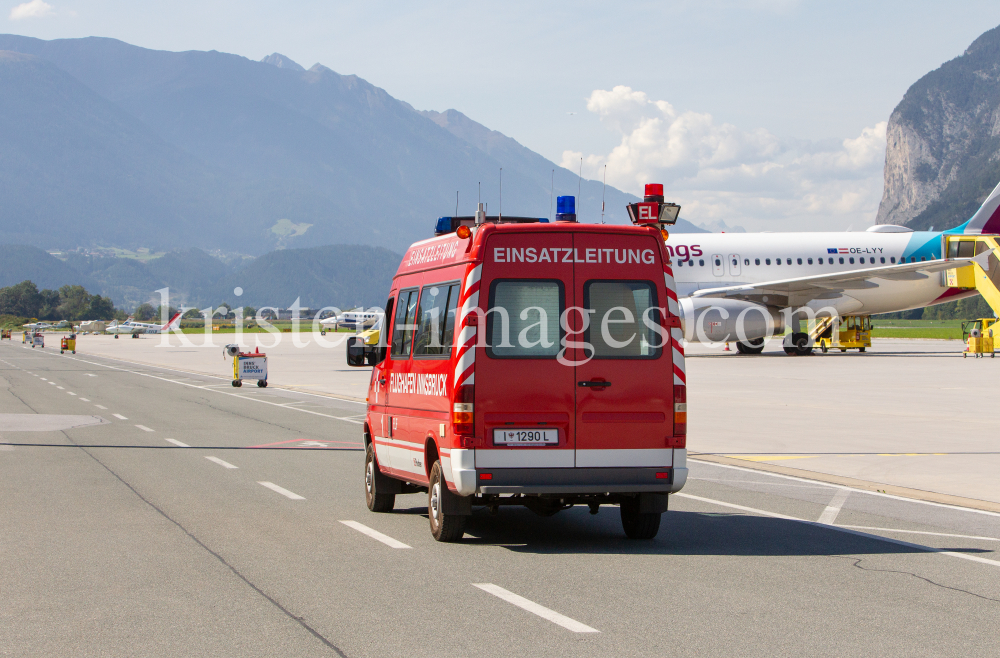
[476,449,575,469]
[671,326,686,386]
[373,439,391,469]
[575,449,673,468]
[464,264,482,292]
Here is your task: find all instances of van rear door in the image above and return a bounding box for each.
[475,231,576,469]
[573,232,673,469]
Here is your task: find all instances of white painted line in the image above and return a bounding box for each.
[837,526,1000,542]
[675,493,1000,569]
[817,488,851,525]
[79,398,90,402]
[94,404,107,410]
[258,481,305,500]
[67,392,76,396]
[472,583,599,633]
[40,378,46,380]
[86,374,96,377]
[112,414,128,420]
[48,382,55,385]
[165,439,189,447]
[339,520,411,549]
[205,456,238,469]
[135,425,154,432]
[56,386,64,390]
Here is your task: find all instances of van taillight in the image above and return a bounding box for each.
[669,386,686,448]
[452,384,474,436]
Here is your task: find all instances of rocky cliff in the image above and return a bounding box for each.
[877,25,1000,230]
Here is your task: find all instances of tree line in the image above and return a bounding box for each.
[0,280,121,322]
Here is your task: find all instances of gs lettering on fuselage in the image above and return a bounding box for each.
[389,372,448,397]
[663,244,704,262]
[493,247,656,265]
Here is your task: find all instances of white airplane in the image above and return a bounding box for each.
[319,309,383,331]
[106,312,182,338]
[22,322,53,331]
[665,178,1000,354]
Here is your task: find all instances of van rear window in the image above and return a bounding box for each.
[584,280,662,359]
[486,280,563,358]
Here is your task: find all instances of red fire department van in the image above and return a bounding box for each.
[347,188,688,541]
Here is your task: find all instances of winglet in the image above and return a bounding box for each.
[959,179,1000,235]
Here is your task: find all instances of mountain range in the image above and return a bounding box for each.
[877,25,1000,230]
[0,34,710,256]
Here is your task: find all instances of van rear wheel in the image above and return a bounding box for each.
[365,444,395,513]
[620,497,661,539]
[428,460,466,542]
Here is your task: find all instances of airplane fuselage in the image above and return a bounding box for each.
[666,229,973,316]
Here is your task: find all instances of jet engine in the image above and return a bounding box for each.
[679,297,785,344]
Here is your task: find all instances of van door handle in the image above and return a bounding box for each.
[578,380,611,388]
[378,378,386,385]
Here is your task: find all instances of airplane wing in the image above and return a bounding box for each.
[690,258,971,307]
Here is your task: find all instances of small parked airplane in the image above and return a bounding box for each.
[106,312,182,338]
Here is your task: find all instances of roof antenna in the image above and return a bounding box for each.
[499,167,502,222]
[549,169,554,221]
[601,165,607,224]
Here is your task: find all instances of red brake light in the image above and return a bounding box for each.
[479,473,492,480]
[668,385,686,448]
[452,384,475,436]
[655,472,670,479]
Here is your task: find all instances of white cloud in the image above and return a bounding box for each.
[563,85,887,231]
[9,0,54,20]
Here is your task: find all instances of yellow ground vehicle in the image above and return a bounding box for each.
[962,318,996,358]
[60,334,76,354]
[814,315,872,353]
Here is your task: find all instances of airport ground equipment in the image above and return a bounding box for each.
[812,315,871,353]
[345,328,381,366]
[31,333,43,348]
[60,334,76,354]
[225,344,268,387]
[944,234,1000,315]
[1,329,10,340]
[962,318,996,358]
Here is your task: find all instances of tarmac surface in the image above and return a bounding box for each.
[2,338,1000,656]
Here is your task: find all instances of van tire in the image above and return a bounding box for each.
[428,460,466,542]
[365,444,395,513]
[620,497,661,539]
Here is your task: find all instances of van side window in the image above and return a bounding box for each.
[486,280,563,358]
[584,280,662,359]
[390,288,419,358]
[413,283,460,358]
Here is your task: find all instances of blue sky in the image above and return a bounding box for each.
[7,0,1000,231]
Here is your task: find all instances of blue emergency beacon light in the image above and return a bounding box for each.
[555,196,577,222]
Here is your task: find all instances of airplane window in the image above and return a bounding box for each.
[818,258,823,264]
[797,258,802,265]
[786,258,792,265]
[890,256,896,263]
[839,257,844,264]
[920,257,926,261]
[755,258,760,265]
[776,259,781,266]
[731,258,737,267]
[869,257,874,264]
[881,257,885,264]
[715,258,721,266]
[699,259,704,266]
[765,258,771,265]
[744,258,749,266]
[911,257,916,263]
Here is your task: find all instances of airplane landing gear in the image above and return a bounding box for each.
[783,332,813,356]
[735,338,765,355]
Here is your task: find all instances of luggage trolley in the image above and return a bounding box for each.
[226,344,268,387]
[60,334,76,354]
[32,332,44,348]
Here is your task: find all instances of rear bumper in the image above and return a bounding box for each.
[476,466,688,495]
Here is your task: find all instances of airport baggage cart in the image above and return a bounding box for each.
[962,318,995,358]
[60,334,76,354]
[32,333,44,348]
[1,329,10,340]
[232,347,268,388]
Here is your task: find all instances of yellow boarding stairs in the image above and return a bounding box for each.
[809,315,872,353]
[944,234,1000,357]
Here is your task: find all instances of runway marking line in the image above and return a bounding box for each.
[205,456,238,469]
[817,488,851,525]
[837,525,1000,542]
[135,425,154,432]
[112,414,128,420]
[472,583,599,633]
[339,520,411,549]
[67,392,76,396]
[56,386,64,390]
[94,405,107,410]
[165,439,189,447]
[258,481,305,500]
[676,492,1000,570]
[79,398,90,402]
